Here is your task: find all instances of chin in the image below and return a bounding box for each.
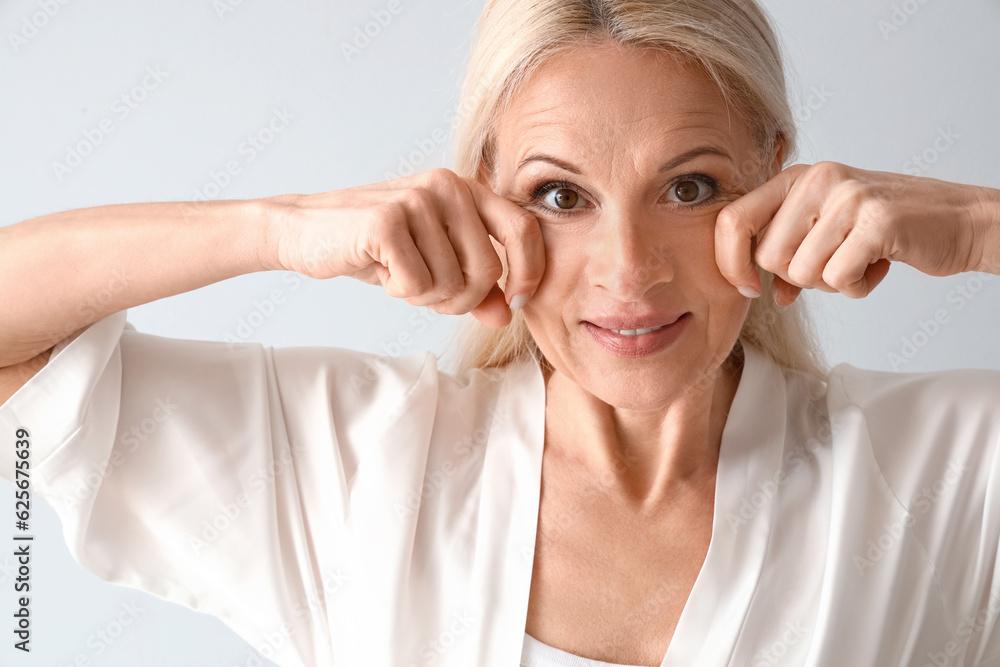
[583,358,696,409]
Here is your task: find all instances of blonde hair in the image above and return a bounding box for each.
[441,0,830,382]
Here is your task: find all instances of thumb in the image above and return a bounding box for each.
[715,202,763,298]
[714,164,806,298]
[470,283,513,329]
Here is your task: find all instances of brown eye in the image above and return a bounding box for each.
[549,187,578,209]
[674,180,701,203]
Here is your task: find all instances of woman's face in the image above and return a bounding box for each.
[489,41,780,409]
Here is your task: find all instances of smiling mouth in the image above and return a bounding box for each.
[582,310,687,333]
[604,325,667,336]
[581,314,691,358]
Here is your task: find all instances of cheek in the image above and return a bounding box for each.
[529,224,584,294]
[531,212,739,299]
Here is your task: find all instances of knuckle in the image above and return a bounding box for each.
[754,245,781,271]
[811,160,848,183]
[422,167,460,193]
[858,194,891,230]
[365,221,399,257]
[852,210,885,242]
[439,275,466,299]
[821,267,847,291]
[469,254,503,289]
[780,163,812,181]
[835,178,874,212]
[839,181,867,208]
[864,192,891,220]
[427,166,455,182]
[507,209,540,238]
[715,263,740,283]
[374,200,408,229]
[715,205,744,231]
[404,187,436,214]
[785,261,812,287]
[484,253,504,280]
[376,213,411,245]
[407,196,444,232]
[414,167,440,183]
[409,276,435,295]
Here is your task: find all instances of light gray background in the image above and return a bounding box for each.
[1,0,998,664]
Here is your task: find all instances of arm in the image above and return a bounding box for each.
[0,196,288,398]
[0,168,547,371]
[714,162,1000,305]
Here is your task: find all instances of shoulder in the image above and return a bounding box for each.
[827,361,1000,426]
[823,361,1000,511]
[268,344,518,415]
[265,344,536,484]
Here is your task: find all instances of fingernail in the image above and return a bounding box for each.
[509,293,528,311]
[737,285,761,299]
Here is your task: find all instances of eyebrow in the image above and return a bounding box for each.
[515,145,733,175]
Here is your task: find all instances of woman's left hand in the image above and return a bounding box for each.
[714,161,999,306]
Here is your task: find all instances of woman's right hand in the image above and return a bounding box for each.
[268,168,546,329]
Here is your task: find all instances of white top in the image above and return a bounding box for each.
[2,309,1000,667]
[522,632,649,666]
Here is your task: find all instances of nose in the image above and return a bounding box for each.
[588,208,675,300]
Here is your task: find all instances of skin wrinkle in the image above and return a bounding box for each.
[512,143,744,210]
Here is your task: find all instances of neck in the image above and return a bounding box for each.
[542,345,744,513]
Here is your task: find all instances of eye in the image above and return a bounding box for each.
[542,186,585,211]
[528,180,589,216]
[666,176,716,205]
[528,174,720,216]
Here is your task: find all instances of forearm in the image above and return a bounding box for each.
[0,196,284,367]
[971,184,1000,275]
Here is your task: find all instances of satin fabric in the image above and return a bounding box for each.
[2,309,999,667]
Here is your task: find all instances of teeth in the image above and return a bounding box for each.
[610,325,665,336]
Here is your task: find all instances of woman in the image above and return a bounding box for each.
[2,0,999,665]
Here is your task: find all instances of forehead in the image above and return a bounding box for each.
[497,43,746,162]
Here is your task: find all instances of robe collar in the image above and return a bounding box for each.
[476,340,789,666]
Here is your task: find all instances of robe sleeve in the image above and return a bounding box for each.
[0,309,438,667]
[833,363,1000,665]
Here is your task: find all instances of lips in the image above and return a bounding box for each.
[582,311,687,331]
[582,313,690,358]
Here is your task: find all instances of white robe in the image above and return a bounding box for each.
[1,309,999,667]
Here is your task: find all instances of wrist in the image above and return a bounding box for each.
[254,194,299,272]
[969,185,1000,275]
